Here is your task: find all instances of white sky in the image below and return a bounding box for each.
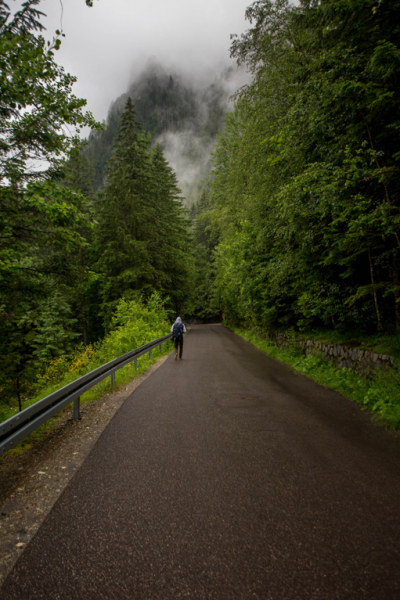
[36,0,252,123]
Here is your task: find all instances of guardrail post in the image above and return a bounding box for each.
[159,343,162,353]
[73,396,80,421]
[0,333,172,458]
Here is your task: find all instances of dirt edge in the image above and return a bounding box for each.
[0,353,170,585]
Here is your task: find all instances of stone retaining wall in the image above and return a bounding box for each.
[272,332,396,377]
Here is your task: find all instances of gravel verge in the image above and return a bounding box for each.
[0,354,169,585]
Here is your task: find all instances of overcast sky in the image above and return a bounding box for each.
[35,0,252,123]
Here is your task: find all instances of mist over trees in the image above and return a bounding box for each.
[94,99,193,327]
[83,61,247,205]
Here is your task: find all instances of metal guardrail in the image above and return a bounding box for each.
[0,333,173,457]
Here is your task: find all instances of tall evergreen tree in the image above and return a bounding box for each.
[94,98,155,324]
[93,99,194,324]
[59,148,98,345]
[191,190,219,320]
[149,144,194,313]
[62,146,95,202]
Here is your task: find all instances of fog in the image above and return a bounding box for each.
[10,0,253,200]
[154,65,249,199]
[36,0,252,124]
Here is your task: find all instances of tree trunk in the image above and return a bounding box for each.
[393,251,400,331]
[16,375,22,412]
[368,248,384,331]
[82,292,88,347]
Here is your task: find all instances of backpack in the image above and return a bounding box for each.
[172,322,184,339]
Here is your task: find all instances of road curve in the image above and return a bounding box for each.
[1,324,400,600]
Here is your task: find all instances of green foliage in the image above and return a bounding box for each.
[57,146,101,345]
[1,2,108,413]
[93,98,194,325]
[208,0,400,336]
[189,190,221,319]
[0,295,172,425]
[0,1,98,185]
[61,146,95,202]
[228,324,400,429]
[0,179,95,411]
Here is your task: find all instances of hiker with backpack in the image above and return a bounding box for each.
[171,316,186,360]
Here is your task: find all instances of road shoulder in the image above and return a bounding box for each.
[0,353,170,585]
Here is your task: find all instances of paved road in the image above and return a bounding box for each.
[2,325,400,599]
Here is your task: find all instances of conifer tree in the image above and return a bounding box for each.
[62,147,95,203]
[149,144,194,312]
[59,148,98,345]
[94,99,159,324]
[191,190,218,320]
[93,100,194,323]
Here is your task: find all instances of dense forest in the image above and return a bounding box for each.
[1,0,400,416]
[195,0,400,336]
[0,1,194,412]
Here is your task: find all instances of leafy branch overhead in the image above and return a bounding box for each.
[0,0,103,411]
[0,0,100,185]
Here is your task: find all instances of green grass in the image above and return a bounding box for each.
[226,324,400,429]
[1,342,173,459]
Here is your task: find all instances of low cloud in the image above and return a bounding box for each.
[155,65,250,203]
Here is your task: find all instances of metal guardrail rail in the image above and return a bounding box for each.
[0,333,173,457]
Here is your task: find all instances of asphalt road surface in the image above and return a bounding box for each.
[2,324,400,600]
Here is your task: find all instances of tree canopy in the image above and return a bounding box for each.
[201,0,400,334]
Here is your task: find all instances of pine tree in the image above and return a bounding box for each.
[59,148,98,345]
[93,98,158,325]
[191,190,219,320]
[93,100,195,324]
[62,146,95,203]
[149,144,194,312]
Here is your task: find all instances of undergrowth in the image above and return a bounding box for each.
[1,295,173,457]
[226,323,400,429]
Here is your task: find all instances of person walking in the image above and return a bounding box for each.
[171,316,186,360]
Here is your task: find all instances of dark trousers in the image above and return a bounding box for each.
[174,336,183,358]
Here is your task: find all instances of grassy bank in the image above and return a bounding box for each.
[226,324,400,429]
[1,296,173,457]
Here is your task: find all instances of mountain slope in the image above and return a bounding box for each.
[84,61,246,205]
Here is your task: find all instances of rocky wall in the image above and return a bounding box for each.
[272,332,396,377]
